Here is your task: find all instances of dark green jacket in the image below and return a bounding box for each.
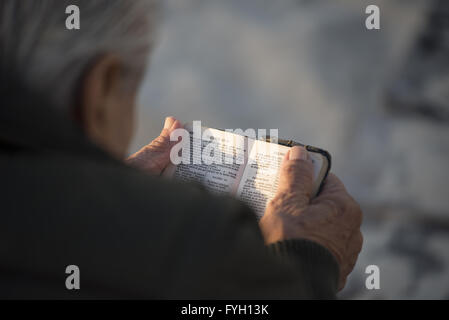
[0,76,338,299]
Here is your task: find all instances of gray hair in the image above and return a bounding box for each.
[0,0,158,109]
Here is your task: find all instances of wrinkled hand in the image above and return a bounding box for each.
[126,116,182,175]
[260,146,363,290]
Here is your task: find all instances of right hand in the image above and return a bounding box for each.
[126,117,182,175]
[260,146,363,290]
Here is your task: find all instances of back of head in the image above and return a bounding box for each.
[0,0,158,110]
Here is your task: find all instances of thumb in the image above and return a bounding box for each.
[277,146,314,208]
[159,116,179,139]
[158,117,183,144]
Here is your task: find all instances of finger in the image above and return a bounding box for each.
[277,146,314,208]
[168,120,184,147]
[159,118,181,140]
[169,119,183,132]
[320,173,347,195]
[159,128,170,140]
[164,116,176,130]
[159,118,182,140]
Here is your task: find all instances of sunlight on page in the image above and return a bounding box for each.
[170,127,248,195]
[164,125,326,218]
[236,140,289,218]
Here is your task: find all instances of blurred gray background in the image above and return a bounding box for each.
[131,0,449,299]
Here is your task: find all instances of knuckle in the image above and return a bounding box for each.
[283,161,300,175]
[155,135,170,147]
[267,194,288,212]
[283,159,311,174]
[334,193,362,220]
[320,198,340,217]
[267,197,280,211]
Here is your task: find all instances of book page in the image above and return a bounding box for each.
[163,125,327,217]
[236,139,289,218]
[164,126,248,195]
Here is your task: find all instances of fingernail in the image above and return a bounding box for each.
[290,146,308,160]
[164,117,172,129]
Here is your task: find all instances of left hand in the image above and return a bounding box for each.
[126,116,182,175]
[260,147,363,291]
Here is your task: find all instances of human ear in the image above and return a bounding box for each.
[78,54,124,153]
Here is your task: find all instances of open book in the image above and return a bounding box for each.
[163,123,331,218]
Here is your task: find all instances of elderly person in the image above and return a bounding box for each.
[0,0,362,299]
